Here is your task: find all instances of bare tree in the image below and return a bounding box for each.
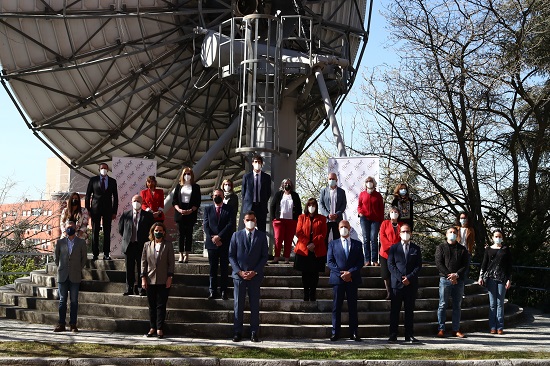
[356,0,550,263]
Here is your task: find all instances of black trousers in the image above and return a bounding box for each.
[326,222,340,243]
[125,241,143,291]
[91,212,112,257]
[389,285,417,338]
[147,284,169,331]
[176,221,194,252]
[251,202,267,233]
[207,247,229,293]
[302,271,319,297]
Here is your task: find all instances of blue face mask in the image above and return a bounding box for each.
[66,227,76,236]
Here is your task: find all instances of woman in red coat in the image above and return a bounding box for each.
[140,176,165,222]
[294,198,328,301]
[357,176,385,266]
[379,206,401,299]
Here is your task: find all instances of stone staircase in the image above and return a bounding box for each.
[0,255,523,339]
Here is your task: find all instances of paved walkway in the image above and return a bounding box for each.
[0,308,549,353]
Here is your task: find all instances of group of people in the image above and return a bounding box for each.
[53,158,513,343]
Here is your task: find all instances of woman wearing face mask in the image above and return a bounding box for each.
[222,179,239,231]
[379,207,402,299]
[141,222,175,339]
[172,167,201,263]
[357,176,384,266]
[140,176,165,222]
[294,198,328,301]
[270,178,301,264]
[455,211,476,279]
[60,192,90,240]
[391,183,414,230]
[478,229,512,335]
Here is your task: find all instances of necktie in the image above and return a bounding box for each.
[344,239,349,259]
[131,214,138,242]
[101,177,105,191]
[247,231,252,251]
[404,243,409,257]
[216,206,221,221]
[254,174,259,203]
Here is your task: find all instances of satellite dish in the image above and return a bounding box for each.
[0,0,371,194]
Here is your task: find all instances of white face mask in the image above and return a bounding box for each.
[400,232,411,241]
[329,179,337,187]
[339,227,349,237]
[493,237,503,245]
[390,212,399,220]
[132,201,141,211]
[447,233,457,242]
[399,188,407,196]
[223,184,232,192]
[460,218,467,226]
[245,220,256,230]
[183,174,191,182]
[308,206,316,214]
[100,168,108,176]
[253,162,262,172]
[366,182,374,189]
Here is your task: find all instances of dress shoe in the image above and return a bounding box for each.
[330,334,339,341]
[497,329,504,335]
[373,262,380,266]
[451,330,466,338]
[53,324,66,332]
[122,291,133,296]
[405,336,419,343]
[350,334,362,342]
[103,255,112,260]
[221,291,228,300]
[232,333,242,342]
[69,324,79,333]
[437,330,445,337]
[490,329,497,334]
[134,286,139,295]
[388,335,398,343]
[208,292,219,300]
[139,289,147,296]
[157,331,164,339]
[145,329,156,337]
[250,331,260,342]
[309,290,316,301]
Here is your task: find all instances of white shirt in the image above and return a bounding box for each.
[180,184,192,204]
[329,188,337,221]
[279,194,294,219]
[460,227,467,247]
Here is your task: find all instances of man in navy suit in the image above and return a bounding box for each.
[229,211,269,343]
[204,188,235,300]
[241,155,272,232]
[387,223,422,343]
[319,172,347,242]
[118,195,154,296]
[85,162,118,260]
[327,220,364,341]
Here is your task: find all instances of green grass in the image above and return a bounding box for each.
[0,343,549,359]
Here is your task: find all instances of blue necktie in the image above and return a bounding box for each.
[344,239,349,259]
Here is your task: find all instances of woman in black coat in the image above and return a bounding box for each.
[270,178,301,264]
[172,167,201,263]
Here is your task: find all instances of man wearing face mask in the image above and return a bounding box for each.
[241,155,272,233]
[327,220,364,342]
[387,223,422,343]
[204,189,235,300]
[54,221,88,332]
[228,211,269,342]
[319,172,347,242]
[86,162,119,260]
[435,227,469,338]
[118,195,154,296]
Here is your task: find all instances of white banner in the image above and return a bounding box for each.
[328,156,380,242]
[111,157,157,257]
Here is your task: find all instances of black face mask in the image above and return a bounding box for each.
[284,185,291,191]
[213,196,223,204]
[71,199,79,206]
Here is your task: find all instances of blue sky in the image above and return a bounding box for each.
[0,0,391,203]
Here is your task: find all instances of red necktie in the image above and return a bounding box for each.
[216,206,221,221]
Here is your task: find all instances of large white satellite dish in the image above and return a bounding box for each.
[0,0,372,194]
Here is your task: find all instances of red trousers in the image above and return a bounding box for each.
[272,218,297,259]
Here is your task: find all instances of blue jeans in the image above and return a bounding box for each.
[437,277,464,331]
[360,217,380,263]
[58,280,80,325]
[486,278,506,330]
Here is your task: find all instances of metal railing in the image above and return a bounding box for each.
[0,251,53,276]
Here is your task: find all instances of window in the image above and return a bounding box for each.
[31,208,42,216]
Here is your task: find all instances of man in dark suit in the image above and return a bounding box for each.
[241,155,272,232]
[54,221,88,333]
[118,195,154,296]
[387,223,422,343]
[85,162,119,260]
[228,211,269,343]
[327,220,364,341]
[319,172,347,242]
[204,188,235,300]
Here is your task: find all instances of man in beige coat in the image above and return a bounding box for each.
[54,221,88,332]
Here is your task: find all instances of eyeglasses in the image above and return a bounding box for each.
[400,231,411,233]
